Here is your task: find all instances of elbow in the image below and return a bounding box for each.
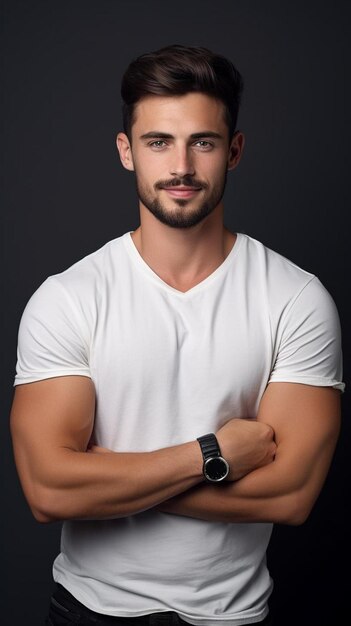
[276,490,314,526]
[31,507,56,524]
[27,484,63,524]
[282,509,310,527]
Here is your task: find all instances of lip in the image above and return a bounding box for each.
[162,187,201,198]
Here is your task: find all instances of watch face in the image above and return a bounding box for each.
[204,457,229,482]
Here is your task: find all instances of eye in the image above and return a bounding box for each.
[149,140,167,149]
[194,140,213,150]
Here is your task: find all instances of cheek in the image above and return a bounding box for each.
[202,161,227,186]
[133,160,151,186]
[134,168,158,196]
[198,152,228,174]
[135,159,169,190]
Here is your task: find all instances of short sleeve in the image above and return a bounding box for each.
[14,277,91,385]
[269,277,345,392]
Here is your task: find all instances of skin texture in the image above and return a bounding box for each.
[10,376,276,522]
[10,93,341,525]
[116,93,244,292]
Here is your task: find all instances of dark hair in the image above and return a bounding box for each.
[121,44,244,141]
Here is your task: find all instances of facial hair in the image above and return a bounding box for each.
[135,170,228,229]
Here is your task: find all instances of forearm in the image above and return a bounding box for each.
[163,385,341,526]
[157,446,331,526]
[157,464,292,524]
[27,441,204,523]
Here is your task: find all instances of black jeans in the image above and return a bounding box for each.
[45,583,273,626]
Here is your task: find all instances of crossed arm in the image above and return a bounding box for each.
[157,383,341,524]
[10,376,340,526]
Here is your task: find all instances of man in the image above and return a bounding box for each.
[10,45,344,626]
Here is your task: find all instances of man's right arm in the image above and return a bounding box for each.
[10,376,275,523]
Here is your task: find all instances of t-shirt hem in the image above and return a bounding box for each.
[268,374,345,392]
[54,574,269,625]
[14,370,91,386]
[176,605,269,625]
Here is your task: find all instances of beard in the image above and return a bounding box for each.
[135,170,228,229]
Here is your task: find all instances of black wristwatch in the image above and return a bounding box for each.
[197,433,230,483]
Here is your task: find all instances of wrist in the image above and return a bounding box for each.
[197,433,230,483]
[195,440,206,478]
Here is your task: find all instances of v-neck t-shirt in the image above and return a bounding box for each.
[14,231,344,625]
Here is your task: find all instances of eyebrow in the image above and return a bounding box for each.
[139,131,224,140]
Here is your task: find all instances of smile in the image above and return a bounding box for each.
[162,187,202,198]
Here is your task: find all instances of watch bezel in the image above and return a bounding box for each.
[203,456,230,483]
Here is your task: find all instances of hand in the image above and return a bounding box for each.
[216,418,276,481]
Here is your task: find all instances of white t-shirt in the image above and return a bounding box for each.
[14,232,344,625]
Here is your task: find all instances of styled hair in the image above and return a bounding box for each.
[121,44,244,141]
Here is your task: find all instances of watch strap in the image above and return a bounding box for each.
[197,433,221,460]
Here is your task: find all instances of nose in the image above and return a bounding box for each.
[170,145,195,178]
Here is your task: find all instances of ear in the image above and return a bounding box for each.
[227,131,245,171]
[116,132,135,171]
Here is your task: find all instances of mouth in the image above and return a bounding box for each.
[162,186,202,199]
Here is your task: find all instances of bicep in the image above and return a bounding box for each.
[10,376,95,503]
[257,382,341,508]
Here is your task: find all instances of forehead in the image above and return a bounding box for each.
[132,93,227,137]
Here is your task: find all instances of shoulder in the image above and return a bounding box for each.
[26,233,129,308]
[240,237,345,392]
[18,233,130,340]
[48,233,129,293]
[237,233,334,310]
[15,235,130,385]
[239,233,314,285]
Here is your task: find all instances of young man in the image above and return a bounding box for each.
[10,45,344,626]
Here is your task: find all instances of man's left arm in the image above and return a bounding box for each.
[157,382,341,525]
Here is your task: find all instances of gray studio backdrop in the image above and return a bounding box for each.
[2,1,350,624]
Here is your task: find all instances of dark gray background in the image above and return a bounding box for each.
[2,1,350,624]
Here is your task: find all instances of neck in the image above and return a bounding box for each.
[131,203,236,292]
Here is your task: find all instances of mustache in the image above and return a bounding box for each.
[155,176,208,190]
